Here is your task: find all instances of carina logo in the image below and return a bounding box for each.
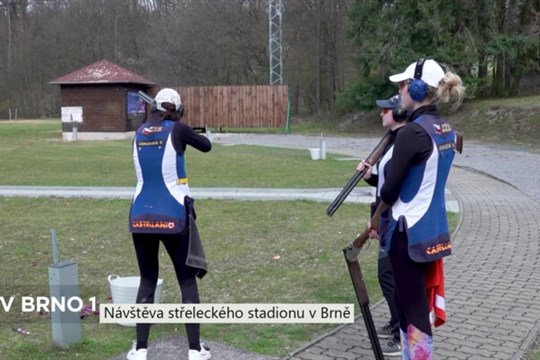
[142,126,163,136]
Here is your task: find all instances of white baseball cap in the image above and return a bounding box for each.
[389,59,446,88]
[154,88,182,111]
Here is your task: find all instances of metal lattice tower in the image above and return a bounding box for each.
[268,0,283,85]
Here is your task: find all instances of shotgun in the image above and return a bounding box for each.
[138,90,155,105]
[326,131,395,217]
[342,201,390,359]
[343,228,384,360]
[344,200,389,263]
[343,227,370,263]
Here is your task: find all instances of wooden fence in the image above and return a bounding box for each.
[166,85,288,129]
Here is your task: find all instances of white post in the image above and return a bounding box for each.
[61,107,83,142]
[71,114,78,141]
[48,229,81,348]
[319,133,327,160]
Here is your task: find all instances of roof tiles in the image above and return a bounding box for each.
[49,59,155,85]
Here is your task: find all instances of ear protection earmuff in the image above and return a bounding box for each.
[392,104,408,122]
[177,104,184,118]
[408,58,428,102]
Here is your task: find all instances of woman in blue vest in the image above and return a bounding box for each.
[370,59,465,359]
[127,88,212,360]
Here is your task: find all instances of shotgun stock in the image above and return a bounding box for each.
[455,131,463,154]
[343,200,389,262]
[326,131,395,216]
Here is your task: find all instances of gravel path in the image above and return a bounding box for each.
[212,133,540,204]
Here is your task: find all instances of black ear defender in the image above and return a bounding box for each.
[392,103,408,122]
[408,58,428,102]
[177,104,184,118]
[377,94,408,122]
[392,94,408,122]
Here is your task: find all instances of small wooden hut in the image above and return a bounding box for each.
[49,59,155,140]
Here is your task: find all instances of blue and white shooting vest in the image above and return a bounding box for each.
[129,120,189,234]
[384,115,456,262]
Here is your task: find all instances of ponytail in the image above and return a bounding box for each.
[433,70,466,112]
[154,102,182,122]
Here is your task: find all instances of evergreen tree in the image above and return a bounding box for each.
[339,0,540,112]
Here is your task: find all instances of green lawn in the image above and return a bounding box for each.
[0,120,358,188]
[0,120,376,359]
[527,339,540,360]
[0,197,376,359]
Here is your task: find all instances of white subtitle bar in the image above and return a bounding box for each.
[100,303,354,324]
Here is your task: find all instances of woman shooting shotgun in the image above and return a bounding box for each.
[127,88,212,360]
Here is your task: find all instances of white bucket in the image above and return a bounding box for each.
[108,274,164,327]
[309,148,321,160]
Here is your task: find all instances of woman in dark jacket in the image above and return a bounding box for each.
[357,94,408,357]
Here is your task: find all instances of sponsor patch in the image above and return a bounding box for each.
[142,126,164,136]
[138,140,163,147]
[433,123,452,134]
[438,141,455,152]
[131,221,176,230]
[426,241,451,255]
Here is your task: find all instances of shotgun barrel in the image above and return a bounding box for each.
[326,131,395,216]
[138,90,155,104]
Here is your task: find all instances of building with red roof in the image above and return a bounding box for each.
[50,59,156,140]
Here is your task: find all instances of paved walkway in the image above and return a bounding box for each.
[2,133,539,360]
[221,134,539,360]
[286,166,540,360]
